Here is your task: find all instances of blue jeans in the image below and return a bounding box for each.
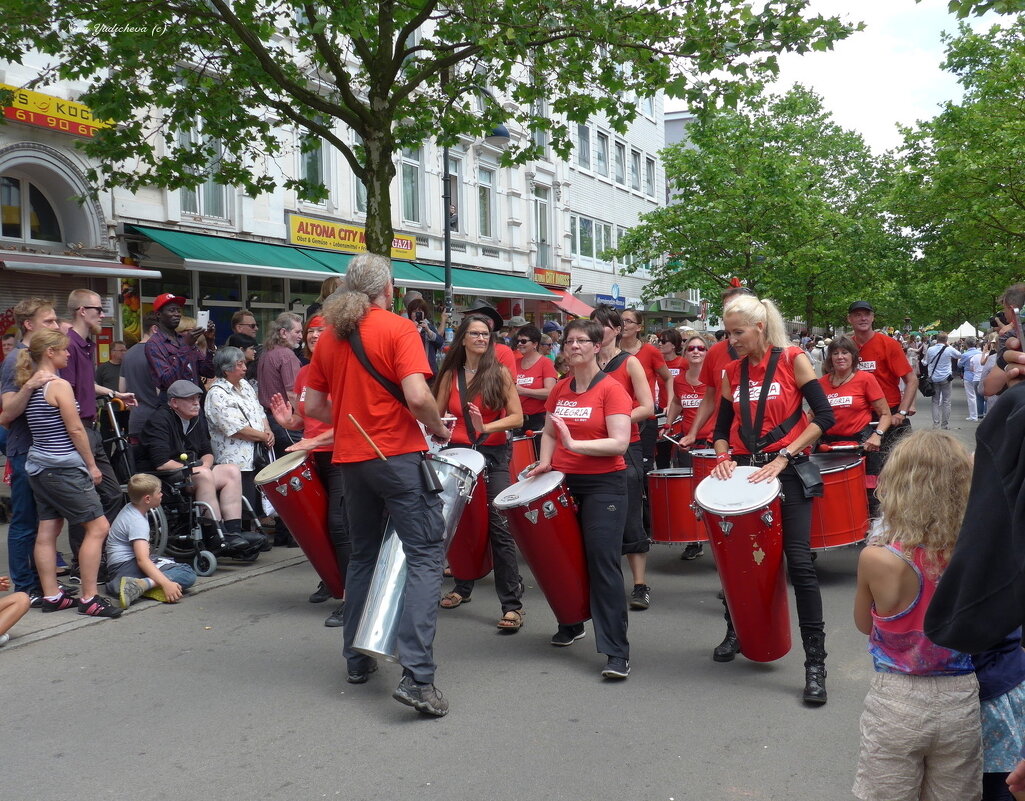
[105,560,197,595]
[7,453,40,594]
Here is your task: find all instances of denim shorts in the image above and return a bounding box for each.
[28,467,105,524]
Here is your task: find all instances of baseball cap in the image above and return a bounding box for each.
[153,292,187,312]
[167,379,203,398]
[542,320,562,334]
[847,301,874,314]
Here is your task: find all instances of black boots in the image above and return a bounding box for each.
[802,630,828,705]
[713,622,740,662]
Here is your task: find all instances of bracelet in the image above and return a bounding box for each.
[715,452,731,463]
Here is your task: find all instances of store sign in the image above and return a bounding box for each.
[532,268,571,288]
[1,83,110,138]
[658,297,685,313]
[287,213,416,259]
[594,293,625,309]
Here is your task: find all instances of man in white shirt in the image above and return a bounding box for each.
[924,333,961,430]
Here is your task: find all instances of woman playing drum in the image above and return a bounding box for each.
[513,324,557,435]
[527,319,633,679]
[269,315,349,627]
[653,329,685,470]
[590,306,655,611]
[434,315,526,631]
[816,335,891,452]
[710,295,835,704]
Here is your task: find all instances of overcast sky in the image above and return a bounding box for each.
[668,0,1003,153]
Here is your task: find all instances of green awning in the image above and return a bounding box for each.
[414,263,557,300]
[300,249,442,290]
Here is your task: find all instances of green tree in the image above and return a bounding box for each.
[614,86,907,330]
[927,0,1025,18]
[0,0,854,256]
[892,20,1025,327]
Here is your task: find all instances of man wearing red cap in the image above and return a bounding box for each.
[145,293,217,401]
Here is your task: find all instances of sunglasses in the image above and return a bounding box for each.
[516,338,532,344]
[80,306,103,313]
[686,345,707,352]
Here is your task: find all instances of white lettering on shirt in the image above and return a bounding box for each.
[554,402,593,420]
[858,360,877,372]
[826,393,853,408]
[732,381,782,403]
[681,396,701,408]
[668,368,681,377]
[515,375,534,386]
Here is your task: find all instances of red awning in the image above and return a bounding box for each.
[549,288,594,318]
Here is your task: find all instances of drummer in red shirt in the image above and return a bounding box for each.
[269,315,348,628]
[815,335,891,452]
[654,329,685,469]
[527,318,633,679]
[433,314,525,631]
[513,324,557,434]
[591,305,655,611]
[709,294,834,705]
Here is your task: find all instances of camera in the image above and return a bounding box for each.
[413,311,425,322]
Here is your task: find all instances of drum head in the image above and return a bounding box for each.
[254,450,306,484]
[810,453,861,473]
[648,468,694,479]
[694,466,781,515]
[434,448,486,476]
[493,470,567,509]
[690,448,717,460]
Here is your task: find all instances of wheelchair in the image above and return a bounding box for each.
[101,398,265,576]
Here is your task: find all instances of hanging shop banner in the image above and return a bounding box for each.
[532,268,571,288]
[287,213,416,260]
[1,83,111,138]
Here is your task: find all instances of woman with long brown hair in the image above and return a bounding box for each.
[433,314,525,631]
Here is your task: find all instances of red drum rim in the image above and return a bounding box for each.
[648,468,694,479]
[808,453,862,474]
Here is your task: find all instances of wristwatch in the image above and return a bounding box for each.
[779,448,793,462]
[897,410,908,416]
[874,428,885,437]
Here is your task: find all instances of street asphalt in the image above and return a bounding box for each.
[0,382,984,801]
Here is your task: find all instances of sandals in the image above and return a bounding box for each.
[497,609,525,632]
[440,591,470,609]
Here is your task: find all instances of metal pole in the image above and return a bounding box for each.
[442,143,453,317]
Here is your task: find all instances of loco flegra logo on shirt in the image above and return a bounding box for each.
[554,400,593,420]
[732,381,782,403]
[825,393,854,407]
[857,360,877,372]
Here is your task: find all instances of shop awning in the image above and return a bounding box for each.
[414,263,557,300]
[300,249,442,291]
[1,252,162,279]
[548,288,595,318]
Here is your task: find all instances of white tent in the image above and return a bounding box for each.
[948,320,982,340]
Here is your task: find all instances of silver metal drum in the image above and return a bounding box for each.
[352,448,486,662]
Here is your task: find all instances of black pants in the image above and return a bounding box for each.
[565,471,629,659]
[622,441,650,554]
[449,444,523,612]
[514,412,546,436]
[313,451,351,589]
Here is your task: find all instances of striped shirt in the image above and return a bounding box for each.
[25,384,78,460]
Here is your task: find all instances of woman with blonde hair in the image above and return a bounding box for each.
[16,329,121,617]
[709,294,834,703]
[852,430,981,801]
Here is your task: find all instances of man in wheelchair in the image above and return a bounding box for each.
[136,380,266,560]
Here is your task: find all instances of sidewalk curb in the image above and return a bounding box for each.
[2,554,309,651]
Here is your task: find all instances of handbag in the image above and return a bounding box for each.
[252,443,273,473]
[790,455,824,499]
[919,345,946,399]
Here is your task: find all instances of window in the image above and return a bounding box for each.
[578,217,594,258]
[178,126,228,218]
[352,133,367,214]
[569,214,614,264]
[570,215,578,256]
[617,226,631,267]
[595,132,609,177]
[596,222,612,259]
[530,91,549,157]
[446,155,462,232]
[630,150,642,191]
[614,142,626,184]
[401,147,422,223]
[0,176,62,242]
[533,185,551,268]
[299,133,326,203]
[642,95,655,117]
[576,124,591,170]
[645,158,656,196]
[478,167,495,238]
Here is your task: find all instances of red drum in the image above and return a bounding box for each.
[510,434,538,481]
[690,448,718,484]
[809,454,870,550]
[494,471,590,625]
[446,473,494,581]
[694,467,791,662]
[256,451,344,599]
[647,468,706,544]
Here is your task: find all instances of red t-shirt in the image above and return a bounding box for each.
[658,355,686,408]
[306,306,432,463]
[294,365,331,451]
[444,379,507,447]
[630,342,665,417]
[855,333,912,409]
[818,371,883,437]
[699,339,735,409]
[603,354,642,443]
[545,374,632,474]
[673,372,714,442]
[723,346,809,456]
[515,355,558,416]
[495,342,518,377]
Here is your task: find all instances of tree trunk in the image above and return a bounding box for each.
[363,129,398,257]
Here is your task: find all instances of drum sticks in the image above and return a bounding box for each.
[348,414,387,461]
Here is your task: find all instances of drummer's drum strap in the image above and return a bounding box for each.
[456,368,490,448]
[738,347,803,454]
[347,327,406,406]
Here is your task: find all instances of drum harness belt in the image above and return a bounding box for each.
[347,326,442,493]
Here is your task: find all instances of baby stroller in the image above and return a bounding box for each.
[102,398,264,576]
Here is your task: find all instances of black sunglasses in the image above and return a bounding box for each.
[517,338,532,344]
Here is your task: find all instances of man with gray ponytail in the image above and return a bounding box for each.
[305,253,453,717]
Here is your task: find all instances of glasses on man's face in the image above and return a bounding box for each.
[240,322,257,329]
[466,331,491,339]
[81,306,103,314]
[516,338,531,345]
[565,338,595,346]
[686,345,707,353]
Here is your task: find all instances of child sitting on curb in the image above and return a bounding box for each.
[105,474,197,608]
[0,576,30,646]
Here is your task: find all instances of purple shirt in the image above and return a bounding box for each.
[145,327,214,395]
[59,328,98,422]
[0,342,31,456]
[256,344,301,408]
